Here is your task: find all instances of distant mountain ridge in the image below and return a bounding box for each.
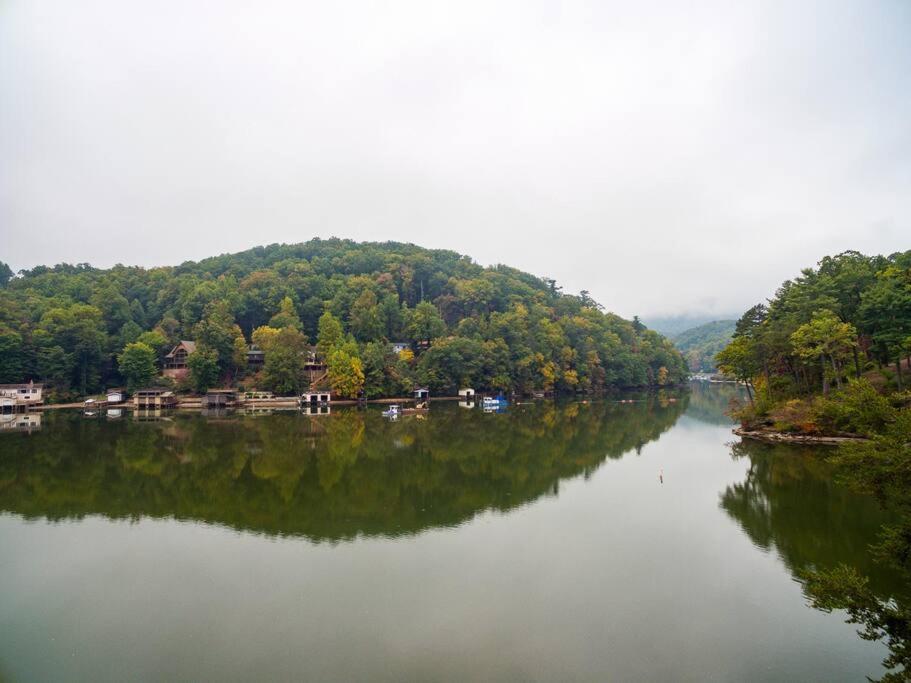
[671,320,736,372]
[644,314,738,337]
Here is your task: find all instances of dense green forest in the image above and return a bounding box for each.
[716,249,911,406]
[716,249,911,680]
[671,320,735,372]
[0,239,687,400]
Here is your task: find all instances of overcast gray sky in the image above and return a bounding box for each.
[1,0,908,318]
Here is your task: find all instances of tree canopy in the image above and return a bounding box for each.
[716,249,911,398]
[0,238,687,399]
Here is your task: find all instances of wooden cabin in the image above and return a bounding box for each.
[0,382,44,408]
[203,390,237,408]
[246,344,265,371]
[133,388,177,408]
[163,341,197,379]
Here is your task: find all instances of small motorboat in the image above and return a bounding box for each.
[382,404,400,418]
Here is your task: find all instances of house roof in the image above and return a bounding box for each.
[165,340,197,357]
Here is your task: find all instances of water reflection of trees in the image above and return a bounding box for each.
[684,381,745,426]
[0,399,686,542]
[720,440,901,592]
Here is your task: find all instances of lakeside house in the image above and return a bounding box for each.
[246,344,265,371]
[391,341,410,355]
[0,382,44,409]
[163,341,197,379]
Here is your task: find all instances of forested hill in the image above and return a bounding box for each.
[672,320,736,372]
[0,239,687,400]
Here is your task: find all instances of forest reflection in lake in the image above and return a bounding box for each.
[0,396,685,541]
[0,388,901,682]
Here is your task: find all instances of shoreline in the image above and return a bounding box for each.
[733,428,867,446]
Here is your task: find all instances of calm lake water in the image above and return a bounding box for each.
[0,385,902,682]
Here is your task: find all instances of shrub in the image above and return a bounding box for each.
[813,379,897,436]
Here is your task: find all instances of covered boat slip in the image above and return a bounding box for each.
[133,389,177,409]
[203,390,238,408]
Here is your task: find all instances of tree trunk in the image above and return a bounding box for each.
[830,355,842,390]
[852,345,861,379]
[744,380,754,405]
[896,357,904,391]
[821,354,829,396]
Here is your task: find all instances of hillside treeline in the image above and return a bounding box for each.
[716,249,911,679]
[717,249,911,402]
[0,239,687,399]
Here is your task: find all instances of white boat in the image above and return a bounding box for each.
[382,404,400,417]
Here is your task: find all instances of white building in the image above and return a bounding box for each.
[0,382,43,407]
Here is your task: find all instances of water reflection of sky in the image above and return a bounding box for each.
[0,389,893,682]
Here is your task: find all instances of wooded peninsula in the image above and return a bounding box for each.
[714,248,911,679]
[0,239,687,402]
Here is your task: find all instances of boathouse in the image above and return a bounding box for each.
[203,389,237,408]
[163,341,197,379]
[133,388,177,408]
[300,391,331,406]
[458,388,475,399]
[414,387,430,401]
[106,390,126,404]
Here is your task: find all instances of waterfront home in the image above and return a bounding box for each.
[390,341,410,355]
[133,388,177,408]
[0,382,44,408]
[163,341,197,379]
